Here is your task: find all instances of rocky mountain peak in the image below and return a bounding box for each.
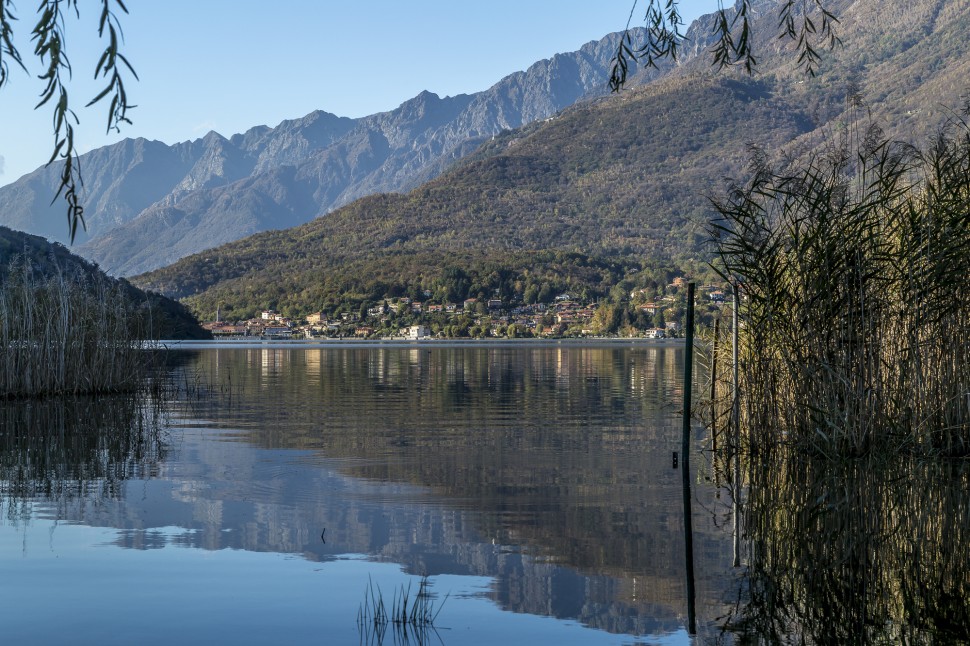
[1,24,677,275]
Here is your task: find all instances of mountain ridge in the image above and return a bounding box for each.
[128,0,970,320]
[130,73,812,319]
[0,29,640,276]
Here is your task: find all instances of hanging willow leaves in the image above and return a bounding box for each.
[610,0,686,91]
[778,0,842,76]
[611,0,840,89]
[1,0,136,243]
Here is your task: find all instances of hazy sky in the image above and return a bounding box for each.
[0,1,713,187]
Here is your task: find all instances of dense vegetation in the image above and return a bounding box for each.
[0,225,209,398]
[0,259,148,397]
[0,225,208,340]
[711,114,970,456]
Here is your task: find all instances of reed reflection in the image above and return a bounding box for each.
[726,452,970,642]
[0,396,166,520]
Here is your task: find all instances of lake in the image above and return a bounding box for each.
[2,342,966,644]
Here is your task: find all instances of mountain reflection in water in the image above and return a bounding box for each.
[168,345,732,638]
[3,344,966,643]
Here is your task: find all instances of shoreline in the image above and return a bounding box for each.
[157,337,687,350]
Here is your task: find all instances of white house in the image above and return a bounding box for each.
[407,325,430,339]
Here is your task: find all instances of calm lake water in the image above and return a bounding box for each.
[3,342,967,644]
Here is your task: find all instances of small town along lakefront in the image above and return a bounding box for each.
[200,276,729,341]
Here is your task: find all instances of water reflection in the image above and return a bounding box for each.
[727,451,970,643]
[1,345,734,643]
[0,396,165,521]
[5,345,969,641]
[166,346,730,636]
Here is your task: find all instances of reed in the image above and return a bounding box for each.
[710,114,970,456]
[357,575,445,645]
[0,257,151,398]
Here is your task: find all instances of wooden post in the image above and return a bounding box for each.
[682,282,697,635]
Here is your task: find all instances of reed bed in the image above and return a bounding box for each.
[710,116,970,456]
[0,258,150,398]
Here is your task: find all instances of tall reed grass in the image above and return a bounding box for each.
[357,575,445,645]
[0,257,150,398]
[710,113,970,455]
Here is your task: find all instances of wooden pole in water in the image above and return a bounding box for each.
[682,282,697,635]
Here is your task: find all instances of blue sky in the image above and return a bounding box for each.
[0,1,713,187]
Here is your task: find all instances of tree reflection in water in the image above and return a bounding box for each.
[725,450,970,642]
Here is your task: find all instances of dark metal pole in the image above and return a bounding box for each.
[711,317,719,453]
[732,282,742,568]
[732,283,740,453]
[682,282,697,635]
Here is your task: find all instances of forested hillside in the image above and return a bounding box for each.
[131,75,808,319]
[0,226,209,339]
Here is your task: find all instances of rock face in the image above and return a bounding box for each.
[0,30,635,276]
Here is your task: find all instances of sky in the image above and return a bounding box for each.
[0,1,713,187]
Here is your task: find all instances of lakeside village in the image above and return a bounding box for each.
[202,278,730,341]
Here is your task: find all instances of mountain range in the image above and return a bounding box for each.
[0,29,645,276]
[123,0,970,321]
[3,0,969,322]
